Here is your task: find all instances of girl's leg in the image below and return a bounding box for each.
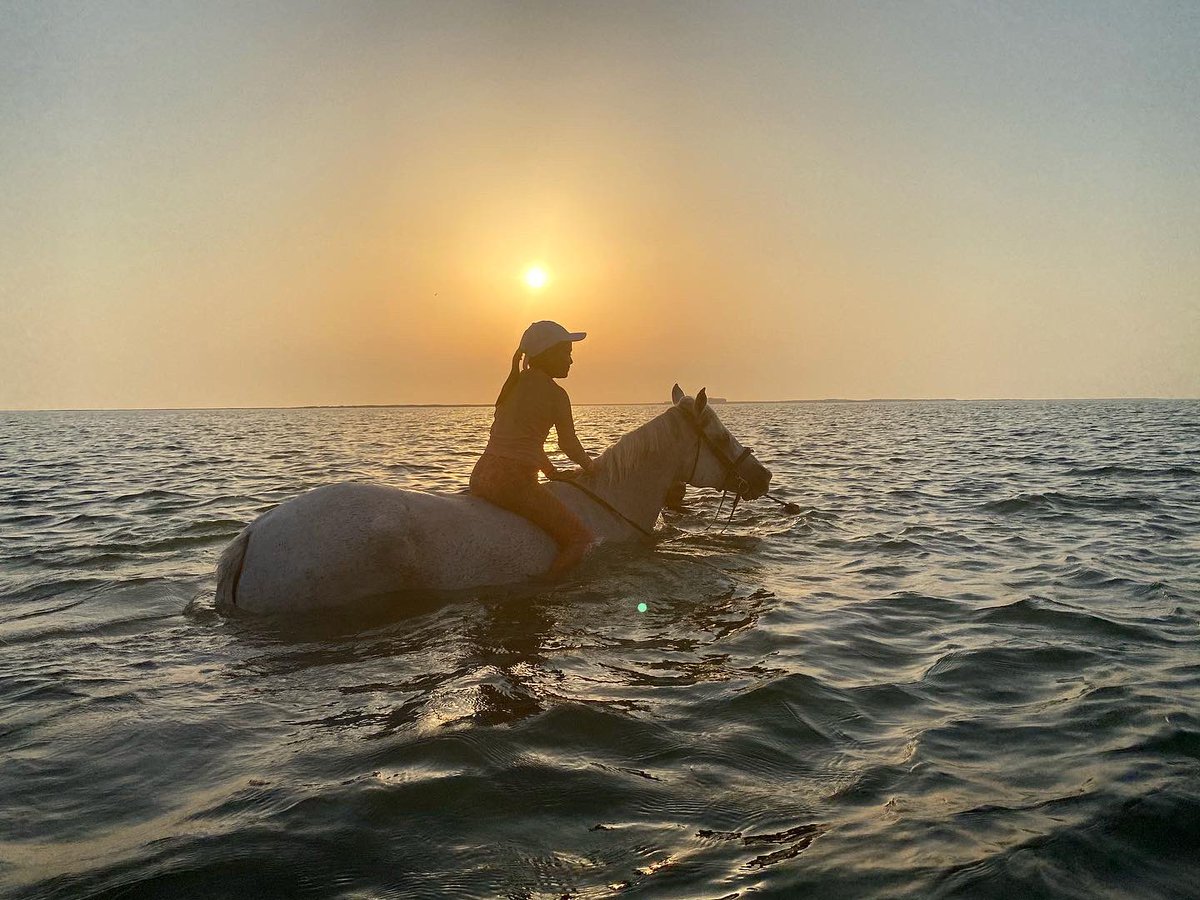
[471,455,593,575]
[515,485,593,577]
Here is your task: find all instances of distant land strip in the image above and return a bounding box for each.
[4,397,1196,413]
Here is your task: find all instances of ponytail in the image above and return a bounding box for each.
[495,352,525,407]
[495,372,520,407]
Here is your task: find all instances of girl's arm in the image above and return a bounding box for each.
[538,450,559,479]
[554,396,593,472]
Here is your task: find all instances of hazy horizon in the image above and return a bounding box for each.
[3,2,1198,409]
[6,395,1198,415]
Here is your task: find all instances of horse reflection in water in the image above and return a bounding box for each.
[460,596,555,727]
[215,386,771,615]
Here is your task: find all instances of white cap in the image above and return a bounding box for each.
[520,320,586,359]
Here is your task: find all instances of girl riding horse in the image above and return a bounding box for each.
[469,321,595,577]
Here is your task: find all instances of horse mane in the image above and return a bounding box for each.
[588,407,687,486]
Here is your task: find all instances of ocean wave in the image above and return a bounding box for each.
[976,597,1166,644]
[1066,463,1198,478]
[1113,723,1200,762]
[983,491,1158,514]
[920,644,1103,705]
[934,783,1200,898]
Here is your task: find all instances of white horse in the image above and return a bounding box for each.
[215,386,771,614]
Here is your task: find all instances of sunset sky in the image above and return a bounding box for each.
[2,1,1197,409]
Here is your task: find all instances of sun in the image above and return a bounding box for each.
[523,265,549,290]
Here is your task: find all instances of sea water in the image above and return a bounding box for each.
[1,401,1198,898]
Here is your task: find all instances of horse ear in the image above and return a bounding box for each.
[695,388,708,416]
[671,384,685,405]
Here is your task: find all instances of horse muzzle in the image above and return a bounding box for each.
[731,459,771,501]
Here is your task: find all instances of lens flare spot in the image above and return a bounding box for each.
[637,602,648,613]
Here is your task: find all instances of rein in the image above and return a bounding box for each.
[556,477,657,539]
[556,409,750,540]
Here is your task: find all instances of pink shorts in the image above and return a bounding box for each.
[469,453,590,548]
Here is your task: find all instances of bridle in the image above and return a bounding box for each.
[558,404,794,539]
[684,408,753,492]
[682,408,755,527]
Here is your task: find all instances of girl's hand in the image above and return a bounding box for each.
[511,349,524,371]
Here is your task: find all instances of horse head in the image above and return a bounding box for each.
[671,384,772,501]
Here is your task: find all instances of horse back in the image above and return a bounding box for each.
[234,482,556,612]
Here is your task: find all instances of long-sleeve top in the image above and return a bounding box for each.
[483,369,586,471]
